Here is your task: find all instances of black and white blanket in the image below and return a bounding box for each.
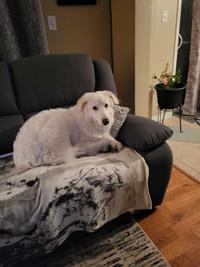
[0,147,152,261]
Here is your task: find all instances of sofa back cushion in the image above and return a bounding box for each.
[93,59,117,95]
[10,54,96,115]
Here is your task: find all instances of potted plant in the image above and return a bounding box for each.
[153,63,187,132]
[153,63,186,110]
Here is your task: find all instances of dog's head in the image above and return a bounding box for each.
[76,91,119,132]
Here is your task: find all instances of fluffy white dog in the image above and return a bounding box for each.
[13,90,123,169]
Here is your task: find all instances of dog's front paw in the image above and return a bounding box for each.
[99,145,112,153]
[111,141,123,153]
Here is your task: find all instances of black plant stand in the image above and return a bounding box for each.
[157,104,183,133]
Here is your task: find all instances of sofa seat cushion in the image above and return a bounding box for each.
[0,63,19,116]
[0,115,24,155]
[0,148,151,259]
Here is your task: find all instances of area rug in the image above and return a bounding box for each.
[169,126,200,143]
[9,213,169,267]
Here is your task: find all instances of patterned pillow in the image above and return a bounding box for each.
[110,105,130,138]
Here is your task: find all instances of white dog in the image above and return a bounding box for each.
[13,90,123,169]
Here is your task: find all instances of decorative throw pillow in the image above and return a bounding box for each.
[110,105,130,138]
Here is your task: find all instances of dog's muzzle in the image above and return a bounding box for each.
[102,118,109,126]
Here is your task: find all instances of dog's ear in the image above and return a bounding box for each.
[76,94,88,111]
[103,91,119,105]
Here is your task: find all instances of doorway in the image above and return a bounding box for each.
[175,0,193,83]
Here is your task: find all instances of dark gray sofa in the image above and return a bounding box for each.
[0,54,173,207]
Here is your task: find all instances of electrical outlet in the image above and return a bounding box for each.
[162,10,168,23]
[47,16,57,31]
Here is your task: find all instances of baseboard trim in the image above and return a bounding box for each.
[173,164,200,185]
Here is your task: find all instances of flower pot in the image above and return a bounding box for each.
[154,83,186,110]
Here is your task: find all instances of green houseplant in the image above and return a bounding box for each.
[153,63,186,110]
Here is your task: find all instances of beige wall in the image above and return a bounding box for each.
[40,0,111,64]
[40,0,179,118]
[111,0,135,112]
[135,0,153,117]
[40,0,135,111]
[135,0,179,118]
[151,0,179,118]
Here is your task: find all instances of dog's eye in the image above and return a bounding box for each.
[105,104,108,108]
[93,106,98,110]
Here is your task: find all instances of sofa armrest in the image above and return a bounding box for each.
[139,142,173,206]
[117,114,173,151]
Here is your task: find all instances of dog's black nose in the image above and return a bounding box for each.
[102,118,109,125]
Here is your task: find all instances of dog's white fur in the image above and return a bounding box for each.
[13,90,123,169]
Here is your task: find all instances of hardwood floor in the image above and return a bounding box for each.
[137,167,200,266]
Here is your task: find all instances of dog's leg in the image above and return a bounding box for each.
[74,147,88,158]
[76,136,123,156]
[104,136,123,153]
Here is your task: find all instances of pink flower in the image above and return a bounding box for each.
[165,73,169,77]
[163,77,168,85]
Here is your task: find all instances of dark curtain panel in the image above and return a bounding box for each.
[0,0,48,62]
[183,0,200,115]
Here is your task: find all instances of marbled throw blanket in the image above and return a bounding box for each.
[0,147,152,261]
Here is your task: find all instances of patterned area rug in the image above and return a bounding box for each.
[15,213,169,267]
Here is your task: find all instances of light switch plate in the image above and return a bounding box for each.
[162,10,168,23]
[47,16,57,31]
